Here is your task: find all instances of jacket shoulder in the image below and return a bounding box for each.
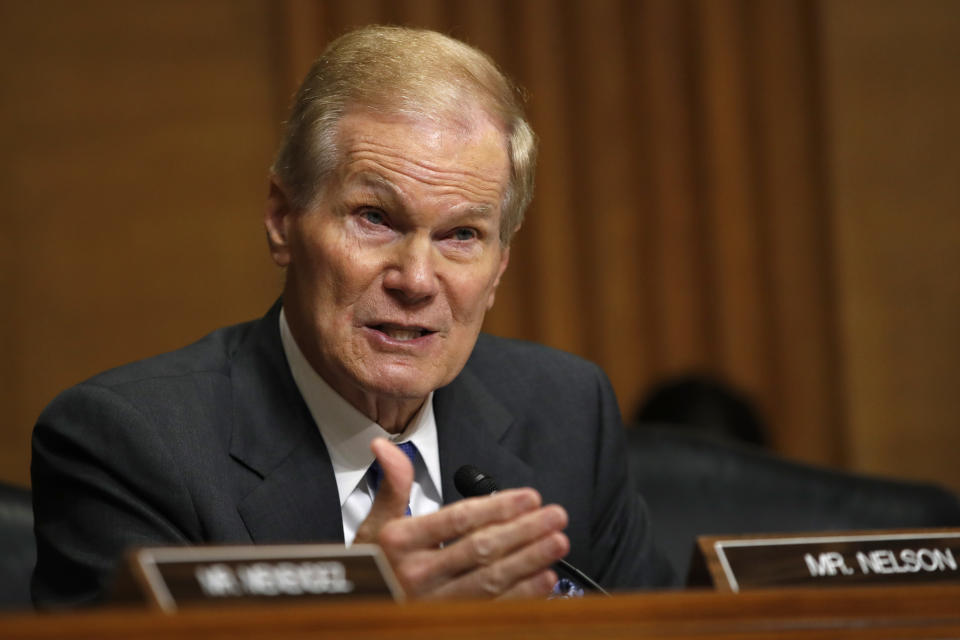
[467,333,603,386]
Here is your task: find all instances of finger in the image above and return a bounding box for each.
[496,569,559,600]
[353,438,413,544]
[430,504,568,580]
[370,438,414,504]
[385,488,543,550]
[431,531,570,599]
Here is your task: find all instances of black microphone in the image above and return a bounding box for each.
[453,465,610,596]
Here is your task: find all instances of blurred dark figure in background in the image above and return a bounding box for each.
[628,374,960,580]
[633,375,768,448]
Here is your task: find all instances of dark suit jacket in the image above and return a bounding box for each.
[31,302,671,607]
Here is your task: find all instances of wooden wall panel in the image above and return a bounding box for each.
[696,0,771,409]
[393,0,447,29]
[821,0,960,488]
[749,1,845,464]
[514,0,586,354]
[565,0,652,412]
[0,1,282,486]
[634,0,710,375]
[277,0,328,102]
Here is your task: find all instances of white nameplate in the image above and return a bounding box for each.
[116,544,404,611]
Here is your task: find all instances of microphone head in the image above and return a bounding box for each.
[454,465,499,497]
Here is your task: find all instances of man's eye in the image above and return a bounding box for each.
[360,209,387,226]
[452,228,478,241]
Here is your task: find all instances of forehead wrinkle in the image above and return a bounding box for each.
[342,156,505,212]
[345,138,506,198]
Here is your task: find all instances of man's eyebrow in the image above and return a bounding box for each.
[458,203,494,217]
[348,172,495,217]
[349,172,400,199]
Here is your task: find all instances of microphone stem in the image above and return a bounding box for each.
[556,559,610,596]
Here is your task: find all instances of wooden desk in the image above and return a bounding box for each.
[3,584,960,639]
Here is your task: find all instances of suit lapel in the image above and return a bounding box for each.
[434,367,533,504]
[228,301,344,543]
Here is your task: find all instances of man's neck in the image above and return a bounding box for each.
[348,395,425,435]
[279,306,425,433]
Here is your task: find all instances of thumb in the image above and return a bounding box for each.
[354,438,414,544]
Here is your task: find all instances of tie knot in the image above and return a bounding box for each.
[395,441,418,463]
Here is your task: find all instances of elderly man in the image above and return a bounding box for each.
[31,25,671,607]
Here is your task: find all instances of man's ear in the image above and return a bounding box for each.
[264,175,296,267]
[485,246,510,310]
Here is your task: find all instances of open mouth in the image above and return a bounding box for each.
[370,324,435,341]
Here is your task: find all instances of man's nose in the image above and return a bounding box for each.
[383,235,440,304]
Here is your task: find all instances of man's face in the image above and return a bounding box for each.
[268,109,511,412]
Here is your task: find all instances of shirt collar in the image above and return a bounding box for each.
[278,308,441,507]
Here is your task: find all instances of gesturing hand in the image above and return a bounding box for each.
[353,438,570,600]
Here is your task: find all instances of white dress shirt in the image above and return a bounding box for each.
[279,309,443,545]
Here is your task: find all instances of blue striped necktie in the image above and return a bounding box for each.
[367,441,419,516]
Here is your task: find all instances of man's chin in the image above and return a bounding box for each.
[351,364,444,401]
[360,378,437,403]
